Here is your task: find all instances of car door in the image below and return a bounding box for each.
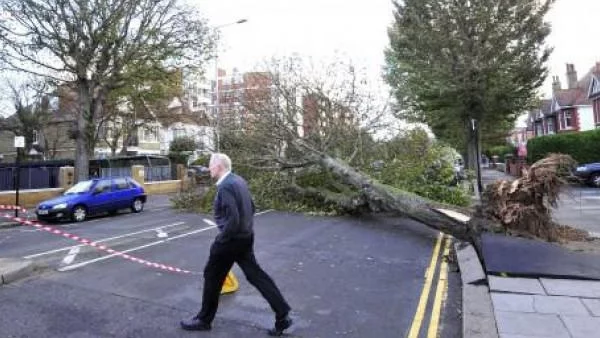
[87,179,116,214]
[112,177,134,209]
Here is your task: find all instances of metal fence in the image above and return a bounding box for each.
[96,165,172,182]
[0,167,60,191]
[145,165,172,182]
[0,163,174,191]
[97,167,132,179]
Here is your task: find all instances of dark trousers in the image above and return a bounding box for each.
[197,236,291,323]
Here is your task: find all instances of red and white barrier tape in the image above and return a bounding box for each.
[0,204,28,214]
[0,207,198,275]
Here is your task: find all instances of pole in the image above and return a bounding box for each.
[15,148,20,218]
[212,19,247,153]
[473,119,483,196]
[215,53,220,152]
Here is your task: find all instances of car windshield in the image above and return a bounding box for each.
[64,181,93,195]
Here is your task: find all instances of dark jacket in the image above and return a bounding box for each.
[213,173,255,243]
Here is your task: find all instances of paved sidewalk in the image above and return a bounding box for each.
[481,168,514,187]
[490,276,600,338]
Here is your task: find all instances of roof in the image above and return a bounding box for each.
[553,87,590,109]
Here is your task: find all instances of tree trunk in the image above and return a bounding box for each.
[465,118,483,196]
[75,81,91,182]
[293,139,498,247]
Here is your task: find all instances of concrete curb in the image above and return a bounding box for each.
[0,258,35,285]
[454,241,499,338]
[0,222,21,230]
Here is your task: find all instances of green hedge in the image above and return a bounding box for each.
[486,145,516,162]
[527,129,600,164]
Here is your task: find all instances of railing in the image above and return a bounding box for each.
[0,167,60,191]
[98,167,132,179]
[145,165,172,182]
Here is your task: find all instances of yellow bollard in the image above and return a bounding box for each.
[220,270,239,294]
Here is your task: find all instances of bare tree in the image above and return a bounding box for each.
[0,0,215,181]
[0,81,52,156]
[215,57,576,251]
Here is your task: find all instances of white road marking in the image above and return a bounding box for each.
[149,207,169,213]
[23,222,185,259]
[61,246,80,265]
[156,229,168,238]
[256,209,274,216]
[574,206,600,210]
[58,224,217,272]
[203,218,217,226]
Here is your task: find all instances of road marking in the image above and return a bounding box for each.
[156,229,168,238]
[61,246,80,265]
[574,206,600,210]
[427,237,451,338]
[23,222,185,259]
[256,209,274,216]
[149,207,169,213]
[58,224,217,272]
[407,232,444,338]
[203,218,217,226]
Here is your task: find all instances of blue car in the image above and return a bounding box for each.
[36,177,146,222]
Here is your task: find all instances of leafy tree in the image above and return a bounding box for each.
[0,0,215,181]
[385,0,553,175]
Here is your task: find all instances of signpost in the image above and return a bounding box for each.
[14,136,25,217]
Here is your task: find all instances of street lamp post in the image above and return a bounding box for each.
[214,19,247,153]
[13,136,25,218]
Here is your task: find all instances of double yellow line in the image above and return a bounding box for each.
[407,233,452,338]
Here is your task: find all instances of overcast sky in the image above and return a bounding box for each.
[2,0,598,118]
[194,0,599,98]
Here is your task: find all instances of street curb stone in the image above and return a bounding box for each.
[0,222,21,229]
[455,241,499,338]
[0,258,34,285]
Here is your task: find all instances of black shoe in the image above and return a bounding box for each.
[180,317,212,331]
[268,316,293,336]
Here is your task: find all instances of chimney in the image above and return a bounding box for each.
[566,63,578,89]
[552,76,561,93]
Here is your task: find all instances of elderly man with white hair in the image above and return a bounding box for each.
[181,153,293,336]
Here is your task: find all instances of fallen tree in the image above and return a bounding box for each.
[181,57,583,255]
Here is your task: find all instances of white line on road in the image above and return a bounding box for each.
[61,246,80,265]
[58,224,217,272]
[156,229,168,238]
[256,209,274,216]
[23,222,185,259]
[203,218,216,226]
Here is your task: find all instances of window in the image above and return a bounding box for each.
[173,128,186,139]
[113,178,130,190]
[564,111,573,129]
[93,180,112,194]
[32,130,39,144]
[142,126,159,142]
[547,119,555,134]
[536,123,543,136]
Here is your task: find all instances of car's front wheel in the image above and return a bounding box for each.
[590,173,600,188]
[131,198,144,213]
[71,205,87,222]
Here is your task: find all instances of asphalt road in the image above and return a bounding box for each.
[555,186,600,234]
[0,195,460,337]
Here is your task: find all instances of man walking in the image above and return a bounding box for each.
[181,153,293,336]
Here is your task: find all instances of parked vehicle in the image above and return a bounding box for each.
[574,162,600,187]
[36,177,146,222]
[187,165,211,185]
